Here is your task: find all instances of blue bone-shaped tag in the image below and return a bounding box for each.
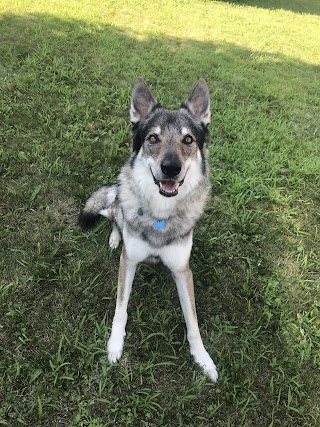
[153,220,166,230]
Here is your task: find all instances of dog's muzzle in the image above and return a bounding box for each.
[150,169,186,197]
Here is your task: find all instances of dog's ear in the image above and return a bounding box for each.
[130,79,158,123]
[182,79,210,126]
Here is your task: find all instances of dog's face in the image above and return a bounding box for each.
[129,80,210,198]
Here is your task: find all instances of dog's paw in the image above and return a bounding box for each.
[107,335,124,363]
[109,227,121,249]
[192,348,218,382]
[201,358,218,382]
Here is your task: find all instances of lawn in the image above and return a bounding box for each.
[0,0,319,425]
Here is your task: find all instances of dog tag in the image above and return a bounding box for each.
[137,207,144,216]
[153,220,166,229]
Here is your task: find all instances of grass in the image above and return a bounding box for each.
[0,0,319,425]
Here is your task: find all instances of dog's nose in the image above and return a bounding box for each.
[161,155,182,177]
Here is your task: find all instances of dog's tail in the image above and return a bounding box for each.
[78,184,118,229]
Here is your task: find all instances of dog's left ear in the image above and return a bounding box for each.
[182,79,210,126]
[130,79,158,123]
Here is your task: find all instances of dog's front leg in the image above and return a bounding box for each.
[173,266,218,382]
[107,248,136,363]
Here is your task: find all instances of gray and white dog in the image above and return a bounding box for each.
[78,79,218,381]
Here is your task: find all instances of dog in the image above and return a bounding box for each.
[78,79,218,381]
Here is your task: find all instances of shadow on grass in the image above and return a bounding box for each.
[218,0,320,15]
[1,12,319,427]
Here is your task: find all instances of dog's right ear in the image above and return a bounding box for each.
[130,79,158,123]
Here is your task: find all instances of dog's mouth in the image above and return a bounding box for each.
[151,170,186,197]
[159,180,181,197]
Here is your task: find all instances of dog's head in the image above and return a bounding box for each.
[129,79,210,198]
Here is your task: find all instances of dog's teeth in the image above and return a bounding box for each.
[160,181,180,193]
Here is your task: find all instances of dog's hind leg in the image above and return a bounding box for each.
[107,248,136,362]
[109,223,121,249]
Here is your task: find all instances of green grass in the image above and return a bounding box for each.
[1,0,319,425]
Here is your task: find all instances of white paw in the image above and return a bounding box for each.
[192,347,218,382]
[109,227,121,249]
[107,335,124,363]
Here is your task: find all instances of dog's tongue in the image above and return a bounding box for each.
[161,181,177,193]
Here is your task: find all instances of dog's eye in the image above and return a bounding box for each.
[183,135,193,145]
[148,134,159,144]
